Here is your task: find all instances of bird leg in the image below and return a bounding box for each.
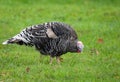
[56,56,61,64]
[50,56,63,64]
[49,56,53,65]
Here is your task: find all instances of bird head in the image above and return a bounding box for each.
[77,41,84,53]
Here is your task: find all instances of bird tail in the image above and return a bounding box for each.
[2,38,21,45]
[2,40,9,45]
[2,34,22,45]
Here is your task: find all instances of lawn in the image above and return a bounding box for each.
[0,0,120,82]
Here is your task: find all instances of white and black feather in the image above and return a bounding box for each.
[3,22,79,57]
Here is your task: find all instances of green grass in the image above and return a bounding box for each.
[0,0,120,82]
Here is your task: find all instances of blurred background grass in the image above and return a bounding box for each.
[0,0,120,82]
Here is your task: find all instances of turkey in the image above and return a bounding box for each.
[2,22,84,64]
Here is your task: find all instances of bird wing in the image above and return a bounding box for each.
[25,24,57,39]
[51,22,78,40]
[26,22,77,40]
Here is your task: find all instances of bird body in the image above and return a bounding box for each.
[3,22,84,64]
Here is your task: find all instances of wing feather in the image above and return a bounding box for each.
[25,22,77,40]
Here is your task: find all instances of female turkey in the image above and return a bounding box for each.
[2,22,84,64]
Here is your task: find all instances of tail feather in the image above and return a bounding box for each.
[2,40,9,45]
[2,38,20,45]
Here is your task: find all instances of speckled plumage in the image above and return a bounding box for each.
[3,22,84,63]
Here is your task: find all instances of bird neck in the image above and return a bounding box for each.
[67,40,77,52]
